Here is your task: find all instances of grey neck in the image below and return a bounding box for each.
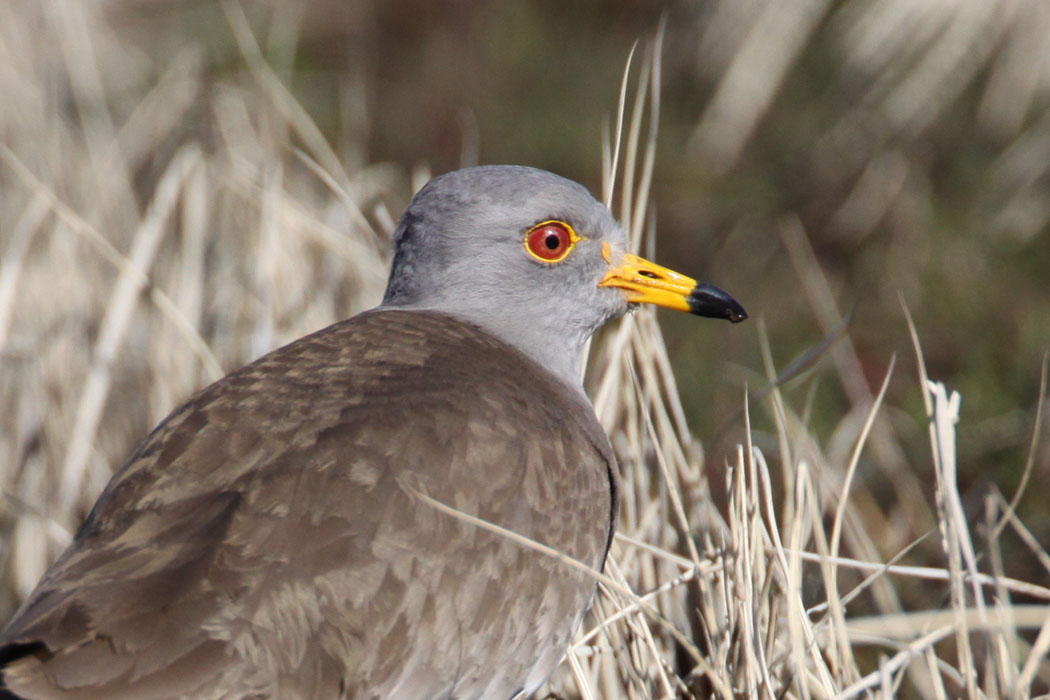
[383,301,589,391]
[462,311,588,391]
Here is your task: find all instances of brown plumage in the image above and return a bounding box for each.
[0,165,744,699]
[0,310,615,699]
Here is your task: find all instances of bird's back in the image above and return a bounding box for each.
[0,309,618,700]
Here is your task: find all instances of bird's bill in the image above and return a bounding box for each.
[599,250,748,323]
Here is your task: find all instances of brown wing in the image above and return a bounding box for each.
[0,310,617,700]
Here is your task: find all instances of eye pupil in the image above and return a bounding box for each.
[544,234,560,250]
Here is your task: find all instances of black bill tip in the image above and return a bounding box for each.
[687,283,748,323]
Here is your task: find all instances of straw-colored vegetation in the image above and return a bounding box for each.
[1,1,1047,698]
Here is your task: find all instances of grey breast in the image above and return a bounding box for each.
[0,309,617,700]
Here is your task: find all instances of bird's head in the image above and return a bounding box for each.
[382,165,746,384]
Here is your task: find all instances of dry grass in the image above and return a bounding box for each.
[1,1,1048,699]
[535,39,1050,700]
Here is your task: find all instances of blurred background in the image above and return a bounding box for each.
[1,0,1048,647]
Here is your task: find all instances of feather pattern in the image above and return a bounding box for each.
[0,309,618,700]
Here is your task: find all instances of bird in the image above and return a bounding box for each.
[0,165,746,700]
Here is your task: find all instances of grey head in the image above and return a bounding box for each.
[382,165,746,386]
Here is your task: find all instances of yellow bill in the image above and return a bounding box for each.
[599,250,747,323]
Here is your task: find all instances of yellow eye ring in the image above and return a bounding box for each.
[524,220,580,264]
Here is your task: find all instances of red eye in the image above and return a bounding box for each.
[525,221,576,263]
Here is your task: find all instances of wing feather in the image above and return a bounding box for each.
[0,310,617,700]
